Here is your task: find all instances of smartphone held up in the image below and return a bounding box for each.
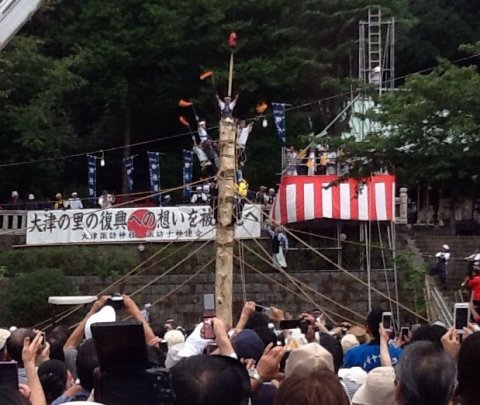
[202,293,216,340]
[454,302,470,333]
[382,311,394,331]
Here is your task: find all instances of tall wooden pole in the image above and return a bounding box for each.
[228,51,234,97]
[215,117,236,327]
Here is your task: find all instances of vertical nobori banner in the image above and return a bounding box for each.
[123,156,135,193]
[272,102,286,144]
[183,149,193,203]
[147,152,160,203]
[87,155,97,204]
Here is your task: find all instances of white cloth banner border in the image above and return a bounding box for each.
[26,205,262,245]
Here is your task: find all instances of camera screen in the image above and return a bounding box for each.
[255,304,268,313]
[382,314,392,330]
[203,294,215,311]
[455,307,469,330]
[279,320,302,329]
[91,321,148,372]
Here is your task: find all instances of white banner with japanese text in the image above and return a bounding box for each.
[26,205,262,245]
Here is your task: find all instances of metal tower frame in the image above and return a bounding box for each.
[359,8,395,94]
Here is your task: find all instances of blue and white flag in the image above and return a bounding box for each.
[272,102,286,144]
[87,155,97,203]
[123,156,135,193]
[183,149,193,203]
[147,152,161,193]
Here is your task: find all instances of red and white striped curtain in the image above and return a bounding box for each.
[270,175,396,224]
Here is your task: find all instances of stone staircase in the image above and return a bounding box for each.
[413,232,480,307]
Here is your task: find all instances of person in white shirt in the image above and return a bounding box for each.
[216,94,238,118]
[197,121,209,145]
[98,190,114,209]
[236,120,253,150]
[286,146,298,176]
[67,192,83,210]
[429,244,450,289]
[465,250,480,277]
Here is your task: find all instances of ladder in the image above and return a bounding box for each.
[368,8,382,89]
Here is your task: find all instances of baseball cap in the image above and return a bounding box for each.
[285,342,334,378]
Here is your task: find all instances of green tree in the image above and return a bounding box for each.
[339,60,480,231]
[0,36,85,195]
[397,0,480,78]
[4,268,74,326]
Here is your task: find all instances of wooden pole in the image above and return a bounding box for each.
[215,117,236,327]
[228,51,234,97]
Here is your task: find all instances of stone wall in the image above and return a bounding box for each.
[68,270,411,327]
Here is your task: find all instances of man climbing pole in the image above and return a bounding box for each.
[196,120,218,167]
[216,94,239,118]
[234,178,248,225]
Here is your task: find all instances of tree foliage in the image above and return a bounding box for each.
[0,0,477,198]
[3,268,74,326]
[336,60,480,210]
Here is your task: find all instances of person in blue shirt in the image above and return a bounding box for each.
[343,308,403,372]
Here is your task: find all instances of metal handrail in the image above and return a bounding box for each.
[425,276,453,325]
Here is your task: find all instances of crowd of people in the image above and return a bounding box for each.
[0,190,117,211]
[285,145,351,177]
[2,293,480,405]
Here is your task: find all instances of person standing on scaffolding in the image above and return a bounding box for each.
[267,223,289,270]
[286,146,298,176]
[429,244,450,289]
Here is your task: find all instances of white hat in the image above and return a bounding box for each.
[163,330,185,349]
[338,366,367,387]
[0,328,11,350]
[442,244,450,250]
[28,194,35,200]
[199,121,206,126]
[352,366,396,405]
[84,305,116,339]
[11,191,19,198]
[432,320,447,328]
[341,333,360,353]
[71,192,78,197]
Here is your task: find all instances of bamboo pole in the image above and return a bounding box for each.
[215,118,236,327]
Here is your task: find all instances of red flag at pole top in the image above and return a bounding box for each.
[179,116,190,127]
[229,32,237,48]
[256,101,268,114]
[178,99,193,107]
[200,71,213,80]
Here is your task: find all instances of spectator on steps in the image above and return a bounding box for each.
[429,244,450,290]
